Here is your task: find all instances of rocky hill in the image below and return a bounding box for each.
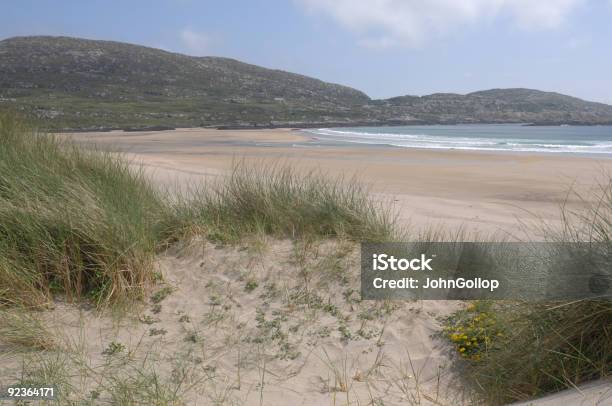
[1,36,612,129]
[380,89,612,125]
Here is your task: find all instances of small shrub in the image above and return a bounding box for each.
[244,279,259,293]
[443,301,506,362]
[102,341,125,356]
[150,287,173,304]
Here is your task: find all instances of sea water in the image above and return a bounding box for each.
[304,124,612,155]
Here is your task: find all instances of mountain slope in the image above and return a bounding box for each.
[0,36,371,129]
[1,36,612,129]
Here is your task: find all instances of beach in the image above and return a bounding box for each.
[55,127,612,404]
[68,127,612,237]
[3,10,612,404]
[1,124,607,405]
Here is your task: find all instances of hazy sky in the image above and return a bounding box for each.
[2,0,611,103]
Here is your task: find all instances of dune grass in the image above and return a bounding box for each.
[444,181,612,404]
[0,114,170,306]
[445,300,610,404]
[169,162,397,243]
[0,114,396,308]
[0,310,56,351]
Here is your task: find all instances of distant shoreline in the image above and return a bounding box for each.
[50,120,612,134]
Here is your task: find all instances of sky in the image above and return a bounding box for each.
[1,0,612,104]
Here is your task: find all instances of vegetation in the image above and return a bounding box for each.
[0,114,168,307]
[170,163,397,243]
[1,112,610,404]
[0,310,55,350]
[444,301,506,363]
[2,36,612,129]
[0,113,396,307]
[445,300,610,404]
[444,181,612,405]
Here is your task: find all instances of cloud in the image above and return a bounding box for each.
[180,28,210,55]
[298,0,583,48]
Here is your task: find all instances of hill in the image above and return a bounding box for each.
[381,88,612,125]
[1,36,612,129]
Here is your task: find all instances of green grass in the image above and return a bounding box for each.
[169,162,398,243]
[445,300,611,405]
[0,113,396,308]
[0,113,170,306]
[443,181,612,405]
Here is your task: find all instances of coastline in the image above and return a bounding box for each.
[2,119,607,406]
[67,127,612,237]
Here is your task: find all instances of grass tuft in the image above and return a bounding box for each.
[0,310,55,351]
[0,113,168,307]
[170,162,398,243]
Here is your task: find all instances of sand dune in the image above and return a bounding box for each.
[48,127,612,404]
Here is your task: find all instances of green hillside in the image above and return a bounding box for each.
[2,36,612,129]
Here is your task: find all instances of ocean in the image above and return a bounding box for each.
[303,124,612,155]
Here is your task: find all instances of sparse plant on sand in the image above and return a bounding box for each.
[0,310,55,350]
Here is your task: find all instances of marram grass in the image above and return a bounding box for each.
[0,114,397,307]
[169,162,398,243]
[0,114,169,306]
[445,300,611,405]
[444,179,612,405]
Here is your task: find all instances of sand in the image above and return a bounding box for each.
[4,127,607,404]
[2,238,467,405]
[67,127,612,238]
[4,238,608,405]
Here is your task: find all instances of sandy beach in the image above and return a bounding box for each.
[1,126,607,405]
[3,8,611,404]
[69,127,612,237]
